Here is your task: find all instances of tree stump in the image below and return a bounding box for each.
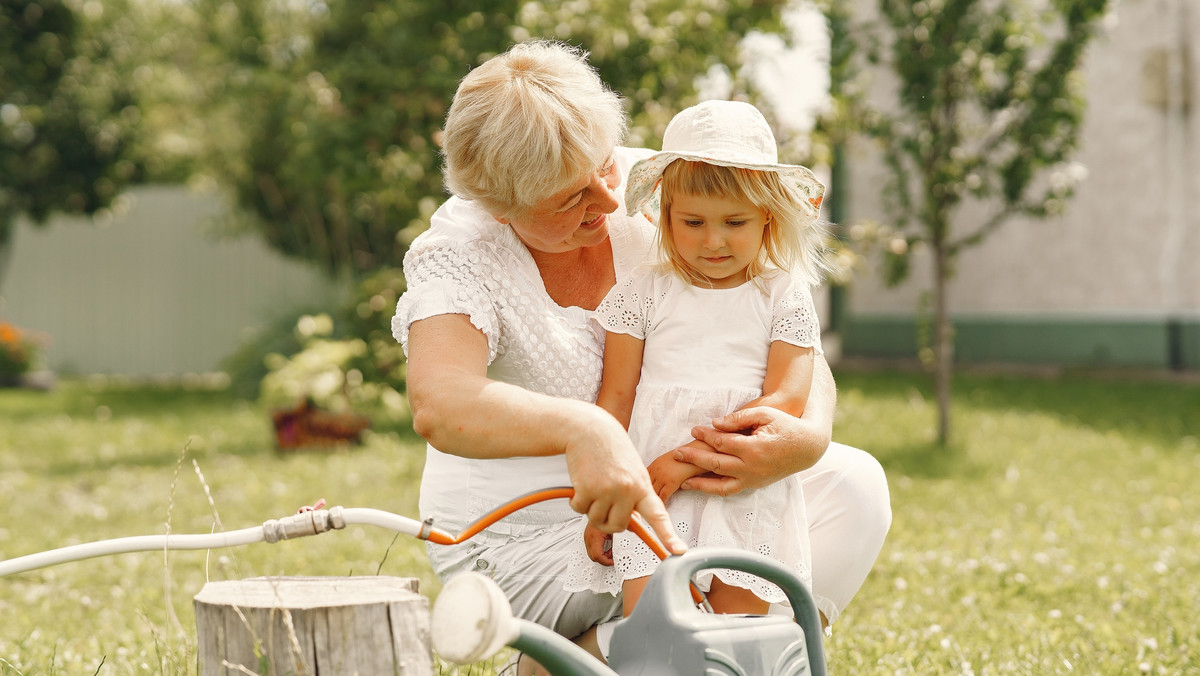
[194,576,431,675]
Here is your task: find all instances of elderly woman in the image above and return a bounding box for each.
[391,40,891,664]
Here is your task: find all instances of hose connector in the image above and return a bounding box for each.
[262,506,346,544]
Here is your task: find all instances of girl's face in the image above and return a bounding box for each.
[499,157,621,254]
[668,192,769,288]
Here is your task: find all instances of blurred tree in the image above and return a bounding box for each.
[186,0,788,277]
[0,0,141,288]
[847,0,1109,445]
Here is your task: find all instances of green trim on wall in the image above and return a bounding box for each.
[1177,321,1200,368]
[842,315,1200,370]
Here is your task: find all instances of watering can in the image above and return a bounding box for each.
[432,547,827,676]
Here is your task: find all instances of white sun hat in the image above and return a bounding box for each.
[625,99,825,220]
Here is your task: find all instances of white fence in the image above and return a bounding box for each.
[1,185,344,376]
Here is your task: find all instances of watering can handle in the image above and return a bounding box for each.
[645,548,828,676]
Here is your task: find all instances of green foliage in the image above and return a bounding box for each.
[840,0,1110,444]
[174,0,788,276]
[240,268,409,428]
[850,0,1109,272]
[0,0,142,253]
[0,320,44,378]
[220,305,317,400]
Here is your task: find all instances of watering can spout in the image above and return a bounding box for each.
[432,572,617,676]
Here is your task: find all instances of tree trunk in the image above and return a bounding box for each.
[0,231,12,294]
[194,576,431,676]
[933,239,954,446]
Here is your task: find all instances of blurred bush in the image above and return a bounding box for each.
[224,268,408,430]
[0,320,45,380]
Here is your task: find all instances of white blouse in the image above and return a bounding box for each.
[391,147,655,538]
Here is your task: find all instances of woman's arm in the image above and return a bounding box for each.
[406,314,684,552]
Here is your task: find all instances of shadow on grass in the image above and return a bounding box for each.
[958,372,1199,449]
[835,366,1200,459]
[874,440,977,480]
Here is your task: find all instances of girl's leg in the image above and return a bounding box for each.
[621,576,651,617]
[626,575,769,617]
[704,578,770,615]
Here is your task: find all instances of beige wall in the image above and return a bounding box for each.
[1,186,343,376]
[843,0,1198,321]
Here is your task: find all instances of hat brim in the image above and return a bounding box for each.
[625,151,826,221]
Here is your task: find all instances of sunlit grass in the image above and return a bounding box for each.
[827,369,1199,675]
[1,371,1197,674]
[0,380,444,674]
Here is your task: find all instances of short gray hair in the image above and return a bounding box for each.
[441,41,628,218]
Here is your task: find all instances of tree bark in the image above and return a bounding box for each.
[933,239,953,446]
[194,575,431,675]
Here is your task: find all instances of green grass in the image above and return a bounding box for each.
[826,369,1199,675]
[1,371,1197,674]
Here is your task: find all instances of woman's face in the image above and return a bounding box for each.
[500,157,621,254]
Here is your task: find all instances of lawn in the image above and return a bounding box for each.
[0,370,1197,674]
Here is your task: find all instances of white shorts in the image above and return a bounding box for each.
[425,441,890,637]
[427,511,622,640]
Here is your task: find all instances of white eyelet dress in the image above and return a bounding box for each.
[564,268,821,604]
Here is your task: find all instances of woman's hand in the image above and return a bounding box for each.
[675,354,836,496]
[563,408,686,555]
[680,406,829,496]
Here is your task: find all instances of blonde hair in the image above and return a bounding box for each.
[441,41,628,219]
[657,160,829,287]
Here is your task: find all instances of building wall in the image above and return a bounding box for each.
[0,185,343,376]
[840,0,1199,368]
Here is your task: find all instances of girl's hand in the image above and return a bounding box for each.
[648,442,713,503]
[583,524,614,566]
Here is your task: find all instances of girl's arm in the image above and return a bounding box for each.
[406,314,684,553]
[741,340,815,416]
[594,331,645,429]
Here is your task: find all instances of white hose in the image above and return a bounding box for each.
[0,506,431,578]
[337,508,427,538]
[0,527,266,577]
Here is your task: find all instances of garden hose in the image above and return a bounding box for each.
[0,487,690,601]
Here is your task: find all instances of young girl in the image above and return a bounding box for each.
[570,99,830,617]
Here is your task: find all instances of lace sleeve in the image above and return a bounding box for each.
[771,279,824,355]
[593,273,653,339]
[391,237,502,361]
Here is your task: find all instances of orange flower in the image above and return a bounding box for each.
[0,323,20,346]
[0,322,41,378]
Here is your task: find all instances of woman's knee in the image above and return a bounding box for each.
[806,442,892,537]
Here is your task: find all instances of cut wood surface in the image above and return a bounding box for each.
[194,576,431,675]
